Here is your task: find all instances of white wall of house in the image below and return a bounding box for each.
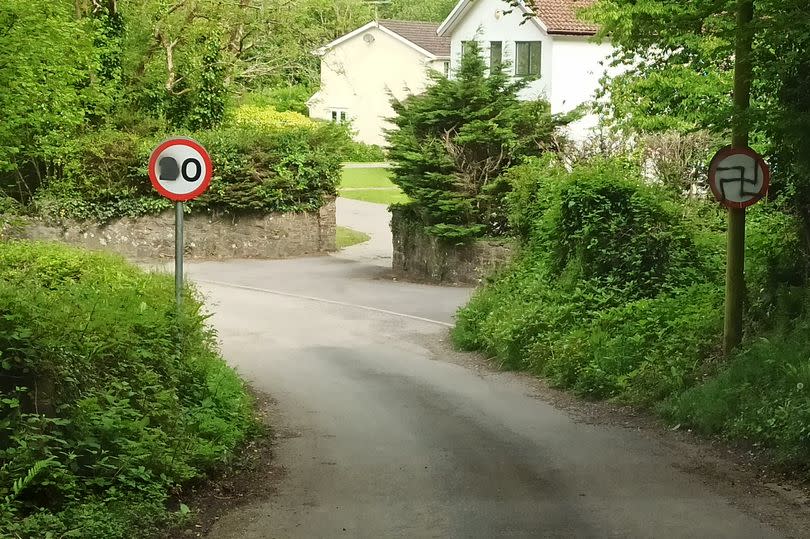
[447,0,553,100]
[443,0,614,141]
[308,26,446,147]
[549,36,614,140]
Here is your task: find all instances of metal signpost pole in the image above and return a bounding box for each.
[175,201,184,309]
[724,0,755,356]
[149,137,211,312]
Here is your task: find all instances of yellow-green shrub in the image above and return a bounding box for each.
[232,104,317,130]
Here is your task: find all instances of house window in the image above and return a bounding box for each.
[443,61,450,76]
[330,109,348,123]
[461,40,471,59]
[515,41,542,77]
[490,41,503,72]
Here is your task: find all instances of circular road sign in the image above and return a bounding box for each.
[148,138,212,202]
[708,146,769,209]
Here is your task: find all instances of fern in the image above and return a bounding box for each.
[3,458,55,505]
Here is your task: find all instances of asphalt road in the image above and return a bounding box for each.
[183,200,785,538]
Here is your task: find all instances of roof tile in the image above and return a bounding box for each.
[530,0,598,35]
[378,20,451,57]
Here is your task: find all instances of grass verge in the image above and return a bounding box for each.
[340,167,394,188]
[452,157,810,472]
[336,226,371,249]
[339,188,410,205]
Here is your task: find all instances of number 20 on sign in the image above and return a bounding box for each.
[149,138,212,202]
[149,138,213,308]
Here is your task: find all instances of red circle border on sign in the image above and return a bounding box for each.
[148,137,213,202]
[708,146,770,210]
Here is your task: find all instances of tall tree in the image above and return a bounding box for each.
[0,1,96,197]
[584,0,810,241]
[234,0,375,88]
[387,41,568,241]
[382,0,457,22]
[584,0,737,134]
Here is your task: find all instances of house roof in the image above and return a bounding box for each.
[314,20,450,59]
[377,20,451,57]
[438,0,598,38]
[530,0,598,36]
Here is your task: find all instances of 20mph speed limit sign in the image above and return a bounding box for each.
[148,137,213,309]
[148,138,212,201]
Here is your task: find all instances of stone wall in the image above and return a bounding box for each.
[391,208,513,285]
[2,200,336,260]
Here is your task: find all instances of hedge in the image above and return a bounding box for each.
[0,241,253,537]
[34,111,346,223]
[453,156,810,470]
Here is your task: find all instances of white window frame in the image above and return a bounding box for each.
[515,41,542,78]
[330,109,349,123]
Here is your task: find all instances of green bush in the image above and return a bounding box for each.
[341,141,387,163]
[548,160,698,293]
[188,125,341,214]
[234,103,386,163]
[239,85,313,115]
[0,195,21,215]
[0,241,253,538]
[663,319,810,468]
[453,157,724,403]
[232,104,318,129]
[745,207,810,330]
[387,41,570,243]
[503,156,567,239]
[34,130,172,222]
[455,153,810,470]
[549,285,724,403]
[35,120,344,222]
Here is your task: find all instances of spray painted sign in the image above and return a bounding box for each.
[148,138,212,202]
[708,146,770,209]
[148,138,213,307]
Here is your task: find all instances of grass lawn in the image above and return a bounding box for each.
[336,226,370,249]
[339,189,410,205]
[339,167,410,205]
[340,167,395,188]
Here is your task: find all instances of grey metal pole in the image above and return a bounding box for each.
[175,201,184,309]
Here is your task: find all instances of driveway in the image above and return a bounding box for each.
[334,197,393,268]
[178,200,793,538]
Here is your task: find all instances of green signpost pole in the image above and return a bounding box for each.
[724,0,755,355]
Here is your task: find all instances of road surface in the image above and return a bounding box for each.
[182,199,786,538]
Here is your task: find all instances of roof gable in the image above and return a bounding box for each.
[315,20,450,59]
[439,0,598,37]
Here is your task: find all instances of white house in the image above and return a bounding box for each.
[439,0,613,140]
[308,20,451,147]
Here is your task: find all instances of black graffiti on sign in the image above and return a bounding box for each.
[717,164,761,201]
[158,156,203,182]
